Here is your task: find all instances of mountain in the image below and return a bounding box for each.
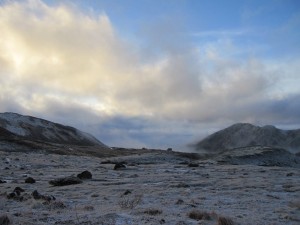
[0,112,106,147]
[194,123,300,153]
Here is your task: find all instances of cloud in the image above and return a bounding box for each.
[0,0,299,149]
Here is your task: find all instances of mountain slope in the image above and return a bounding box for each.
[0,112,106,147]
[194,123,300,152]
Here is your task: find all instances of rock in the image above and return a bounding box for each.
[13,187,25,193]
[174,182,190,188]
[188,163,199,167]
[123,190,131,195]
[176,199,184,205]
[32,190,42,200]
[7,187,25,200]
[167,148,173,151]
[42,195,56,202]
[25,177,36,184]
[77,170,92,179]
[32,190,55,202]
[7,192,17,199]
[7,191,23,201]
[114,163,126,170]
[49,176,83,186]
[0,214,11,225]
[0,180,7,184]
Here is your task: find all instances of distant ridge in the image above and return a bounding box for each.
[194,123,300,153]
[0,112,107,147]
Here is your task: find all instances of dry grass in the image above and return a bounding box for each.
[218,216,235,225]
[188,210,212,220]
[144,208,162,216]
[288,200,300,209]
[118,194,142,209]
[0,214,11,225]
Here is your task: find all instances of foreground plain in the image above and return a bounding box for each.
[0,148,299,225]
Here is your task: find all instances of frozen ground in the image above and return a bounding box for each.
[0,149,299,225]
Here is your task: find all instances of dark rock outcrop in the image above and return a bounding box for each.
[77,171,92,180]
[49,176,83,186]
[7,187,25,201]
[32,190,55,201]
[25,177,36,184]
[114,163,126,170]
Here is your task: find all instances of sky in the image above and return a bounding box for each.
[0,0,300,151]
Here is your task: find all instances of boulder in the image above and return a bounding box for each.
[49,176,82,186]
[114,163,126,170]
[25,177,36,184]
[32,190,55,202]
[77,170,92,179]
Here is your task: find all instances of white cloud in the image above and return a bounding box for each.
[0,0,299,148]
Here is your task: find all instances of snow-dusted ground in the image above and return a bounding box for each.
[0,150,299,225]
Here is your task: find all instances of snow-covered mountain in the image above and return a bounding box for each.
[194,123,300,153]
[0,112,106,147]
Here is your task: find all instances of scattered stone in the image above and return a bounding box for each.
[0,180,7,184]
[7,191,23,201]
[4,167,9,170]
[25,177,36,184]
[114,163,126,170]
[167,148,173,151]
[176,199,184,205]
[174,182,190,188]
[123,190,132,195]
[129,174,139,178]
[6,187,25,200]
[77,170,92,179]
[32,190,42,200]
[188,163,199,167]
[32,190,55,202]
[286,172,294,177]
[13,187,25,193]
[7,192,17,199]
[49,176,83,186]
[0,214,11,225]
[160,219,166,224]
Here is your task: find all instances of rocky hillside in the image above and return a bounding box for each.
[194,123,300,153]
[0,112,106,147]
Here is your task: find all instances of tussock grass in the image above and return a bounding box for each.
[218,216,235,225]
[0,214,11,225]
[188,210,211,220]
[144,208,162,216]
[288,200,300,209]
[118,194,142,209]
